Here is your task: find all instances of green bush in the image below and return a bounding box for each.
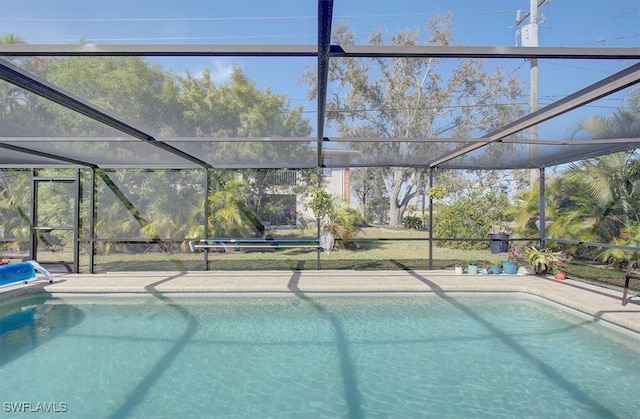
[328,205,363,248]
[433,190,514,250]
[402,215,423,230]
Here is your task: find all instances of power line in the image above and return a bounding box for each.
[556,6,640,44]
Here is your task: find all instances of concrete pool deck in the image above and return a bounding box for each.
[1,270,639,334]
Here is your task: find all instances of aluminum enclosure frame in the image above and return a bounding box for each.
[1,0,639,171]
[1,0,639,275]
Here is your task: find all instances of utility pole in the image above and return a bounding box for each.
[516,0,549,186]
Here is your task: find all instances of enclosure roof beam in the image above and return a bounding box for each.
[0,142,98,168]
[429,61,640,168]
[331,45,640,59]
[0,58,212,169]
[0,43,318,57]
[2,45,639,60]
[4,136,637,145]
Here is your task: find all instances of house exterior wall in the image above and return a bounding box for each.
[263,149,359,229]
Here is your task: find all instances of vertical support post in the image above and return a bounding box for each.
[29,168,36,261]
[72,169,80,273]
[316,167,322,270]
[89,168,96,274]
[539,167,546,250]
[428,168,434,270]
[203,168,210,271]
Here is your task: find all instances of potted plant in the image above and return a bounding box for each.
[502,246,522,275]
[488,258,501,274]
[501,246,521,274]
[467,260,478,275]
[454,264,464,275]
[523,246,563,274]
[501,257,518,274]
[550,260,567,280]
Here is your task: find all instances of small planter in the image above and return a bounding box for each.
[502,261,518,274]
[467,265,478,275]
[454,266,463,275]
[524,246,564,276]
[489,265,501,275]
[554,272,566,280]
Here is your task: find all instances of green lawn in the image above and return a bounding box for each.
[58,227,631,291]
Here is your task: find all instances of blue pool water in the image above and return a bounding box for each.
[1,293,639,418]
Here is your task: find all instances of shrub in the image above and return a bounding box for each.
[402,215,423,230]
[328,205,363,248]
[433,189,514,250]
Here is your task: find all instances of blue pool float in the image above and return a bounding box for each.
[0,261,53,287]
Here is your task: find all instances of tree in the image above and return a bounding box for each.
[0,169,31,250]
[510,87,640,263]
[45,55,182,137]
[551,152,640,260]
[307,187,361,247]
[206,178,254,238]
[554,87,640,262]
[570,86,640,142]
[178,66,315,231]
[302,16,524,226]
[350,167,388,224]
[0,34,56,136]
[1,40,316,241]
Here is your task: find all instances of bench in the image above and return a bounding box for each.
[622,260,640,306]
[189,233,335,253]
[189,238,321,252]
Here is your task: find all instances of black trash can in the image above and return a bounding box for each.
[489,233,509,254]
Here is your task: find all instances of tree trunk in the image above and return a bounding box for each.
[360,195,368,224]
[388,204,402,227]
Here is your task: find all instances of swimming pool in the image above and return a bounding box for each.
[1,293,639,418]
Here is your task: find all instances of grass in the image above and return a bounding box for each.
[16,227,636,291]
[87,227,497,272]
[563,259,631,289]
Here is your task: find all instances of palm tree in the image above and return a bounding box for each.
[512,88,640,263]
[186,178,256,238]
[569,85,640,139]
[555,152,640,258]
[551,88,640,262]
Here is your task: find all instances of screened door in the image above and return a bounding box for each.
[31,176,78,272]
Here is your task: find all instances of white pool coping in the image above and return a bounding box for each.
[1,270,639,334]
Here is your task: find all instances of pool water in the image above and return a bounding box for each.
[1,293,639,418]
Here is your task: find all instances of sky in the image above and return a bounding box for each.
[1,0,639,139]
[1,0,638,47]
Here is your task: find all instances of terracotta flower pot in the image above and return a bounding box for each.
[554,272,566,280]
